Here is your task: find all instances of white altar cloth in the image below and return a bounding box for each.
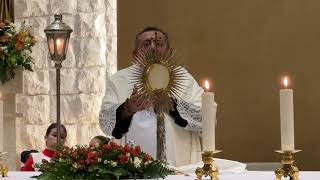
[2,171,320,180]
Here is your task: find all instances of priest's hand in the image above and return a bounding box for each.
[122,87,152,118]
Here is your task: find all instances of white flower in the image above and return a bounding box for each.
[133,157,142,168]
[104,160,108,164]
[97,158,102,162]
[72,162,78,169]
[5,32,12,37]
[111,161,117,167]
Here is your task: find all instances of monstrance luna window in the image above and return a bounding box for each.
[130,48,186,113]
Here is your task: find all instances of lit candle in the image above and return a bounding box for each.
[280,76,295,150]
[56,38,64,55]
[202,80,217,151]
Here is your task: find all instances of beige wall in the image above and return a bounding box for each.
[118,0,320,170]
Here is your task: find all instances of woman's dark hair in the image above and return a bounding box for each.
[93,135,110,145]
[20,150,39,163]
[45,123,67,137]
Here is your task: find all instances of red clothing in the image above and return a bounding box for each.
[20,149,55,171]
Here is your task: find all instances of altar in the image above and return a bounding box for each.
[2,171,320,180]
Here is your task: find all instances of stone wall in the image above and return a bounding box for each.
[0,69,23,170]
[8,0,117,169]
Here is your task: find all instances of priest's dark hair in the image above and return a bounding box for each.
[134,26,170,50]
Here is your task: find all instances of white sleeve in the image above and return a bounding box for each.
[99,79,123,136]
[175,72,204,131]
[176,99,202,131]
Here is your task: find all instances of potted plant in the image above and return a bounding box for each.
[0,20,35,84]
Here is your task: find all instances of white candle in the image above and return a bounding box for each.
[202,80,217,151]
[280,77,295,150]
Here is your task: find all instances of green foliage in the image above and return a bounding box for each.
[36,143,173,180]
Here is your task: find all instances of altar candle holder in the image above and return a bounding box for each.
[274,150,301,180]
[0,152,8,177]
[195,150,222,180]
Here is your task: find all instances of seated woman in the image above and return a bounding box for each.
[21,123,67,171]
[89,135,110,147]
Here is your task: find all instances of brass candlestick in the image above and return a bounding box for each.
[0,152,8,177]
[195,150,222,180]
[274,150,301,180]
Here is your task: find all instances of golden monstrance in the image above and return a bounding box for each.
[130,48,186,160]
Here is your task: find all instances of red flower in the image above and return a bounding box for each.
[0,35,9,43]
[65,147,73,153]
[110,142,118,148]
[130,146,141,156]
[0,22,5,29]
[135,146,141,154]
[143,153,152,162]
[119,154,129,164]
[71,151,78,158]
[15,31,25,42]
[53,152,58,158]
[101,144,111,151]
[14,40,24,50]
[123,144,131,154]
[86,151,98,164]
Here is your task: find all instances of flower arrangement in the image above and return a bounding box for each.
[37,142,173,180]
[0,20,36,84]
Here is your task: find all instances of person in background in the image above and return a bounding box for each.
[20,123,67,171]
[89,135,110,147]
[20,150,39,164]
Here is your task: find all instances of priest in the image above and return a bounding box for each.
[99,26,212,166]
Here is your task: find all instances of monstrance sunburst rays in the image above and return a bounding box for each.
[130,48,187,113]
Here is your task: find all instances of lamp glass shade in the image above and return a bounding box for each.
[44,14,73,62]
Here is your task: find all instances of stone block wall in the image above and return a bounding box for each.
[0,69,23,170]
[8,0,117,169]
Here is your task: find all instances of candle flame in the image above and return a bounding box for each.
[205,80,210,91]
[283,77,288,88]
[56,39,61,46]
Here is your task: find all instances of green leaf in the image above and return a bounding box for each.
[113,168,128,177]
[24,63,33,71]
[7,54,17,65]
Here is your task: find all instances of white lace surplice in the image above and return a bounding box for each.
[99,66,210,166]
